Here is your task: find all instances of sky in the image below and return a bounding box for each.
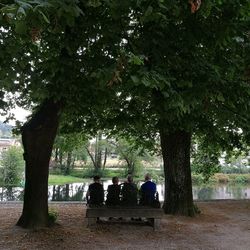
[0,107,31,125]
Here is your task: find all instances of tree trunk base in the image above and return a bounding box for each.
[160,129,195,217]
[16,214,51,229]
[163,202,199,217]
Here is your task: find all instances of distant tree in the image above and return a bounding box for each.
[53,132,87,175]
[191,137,221,182]
[111,138,144,177]
[86,132,109,172]
[0,146,24,185]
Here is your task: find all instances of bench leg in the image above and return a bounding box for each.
[147,218,161,230]
[154,219,161,231]
[87,218,97,227]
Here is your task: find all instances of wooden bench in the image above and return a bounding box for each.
[85,206,164,230]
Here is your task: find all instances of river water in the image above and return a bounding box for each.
[1,181,250,202]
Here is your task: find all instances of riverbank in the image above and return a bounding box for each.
[1,172,250,187]
[0,200,249,249]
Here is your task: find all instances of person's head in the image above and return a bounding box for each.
[93,175,101,183]
[127,175,133,183]
[144,173,151,181]
[112,176,119,184]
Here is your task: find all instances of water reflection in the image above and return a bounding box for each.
[49,183,86,201]
[0,182,250,202]
[192,184,250,200]
[0,186,24,201]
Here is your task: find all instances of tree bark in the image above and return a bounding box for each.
[65,151,72,175]
[102,147,108,170]
[160,129,195,216]
[16,99,62,228]
[86,147,97,169]
[59,150,63,169]
[96,132,102,170]
[55,147,59,163]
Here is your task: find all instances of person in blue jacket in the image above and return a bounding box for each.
[139,173,157,206]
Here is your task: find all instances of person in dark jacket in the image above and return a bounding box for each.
[86,175,104,206]
[121,175,138,206]
[106,176,121,206]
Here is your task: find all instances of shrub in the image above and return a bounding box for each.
[192,174,204,184]
[0,146,24,186]
[212,173,229,183]
[234,175,248,184]
[48,208,58,225]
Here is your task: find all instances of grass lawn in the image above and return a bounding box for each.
[48,174,84,185]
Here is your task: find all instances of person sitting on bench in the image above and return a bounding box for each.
[106,176,121,206]
[121,175,138,206]
[139,173,159,207]
[86,175,104,207]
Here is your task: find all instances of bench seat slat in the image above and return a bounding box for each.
[86,207,164,218]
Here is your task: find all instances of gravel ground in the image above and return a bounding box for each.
[0,200,249,250]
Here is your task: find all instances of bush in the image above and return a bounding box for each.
[212,173,229,183]
[192,174,204,184]
[81,166,125,179]
[48,208,58,225]
[234,175,248,184]
[0,146,24,186]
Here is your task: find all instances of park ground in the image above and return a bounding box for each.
[0,200,249,250]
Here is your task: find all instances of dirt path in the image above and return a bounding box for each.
[0,200,249,250]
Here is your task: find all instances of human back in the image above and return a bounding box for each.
[86,176,104,206]
[106,176,121,206]
[139,173,157,206]
[121,175,138,206]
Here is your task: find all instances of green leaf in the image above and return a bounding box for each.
[88,0,102,7]
[17,6,26,17]
[0,5,18,14]
[38,10,50,24]
[217,93,225,102]
[162,91,169,98]
[129,54,144,65]
[16,0,33,9]
[144,6,153,17]
[14,21,27,34]
[131,75,139,84]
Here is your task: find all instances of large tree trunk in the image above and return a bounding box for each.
[160,129,195,216]
[16,99,61,228]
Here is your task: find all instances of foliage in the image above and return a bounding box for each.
[0,146,24,185]
[48,208,58,224]
[209,173,250,184]
[1,0,249,157]
[111,137,151,177]
[221,165,250,174]
[81,165,125,179]
[1,0,250,218]
[223,148,250,173]
[227,173,250,184]
[53,132,88,174]
[86,132,110,171]
[191,174,204,185]
[191,137,221,182]
[234,175,248,184]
